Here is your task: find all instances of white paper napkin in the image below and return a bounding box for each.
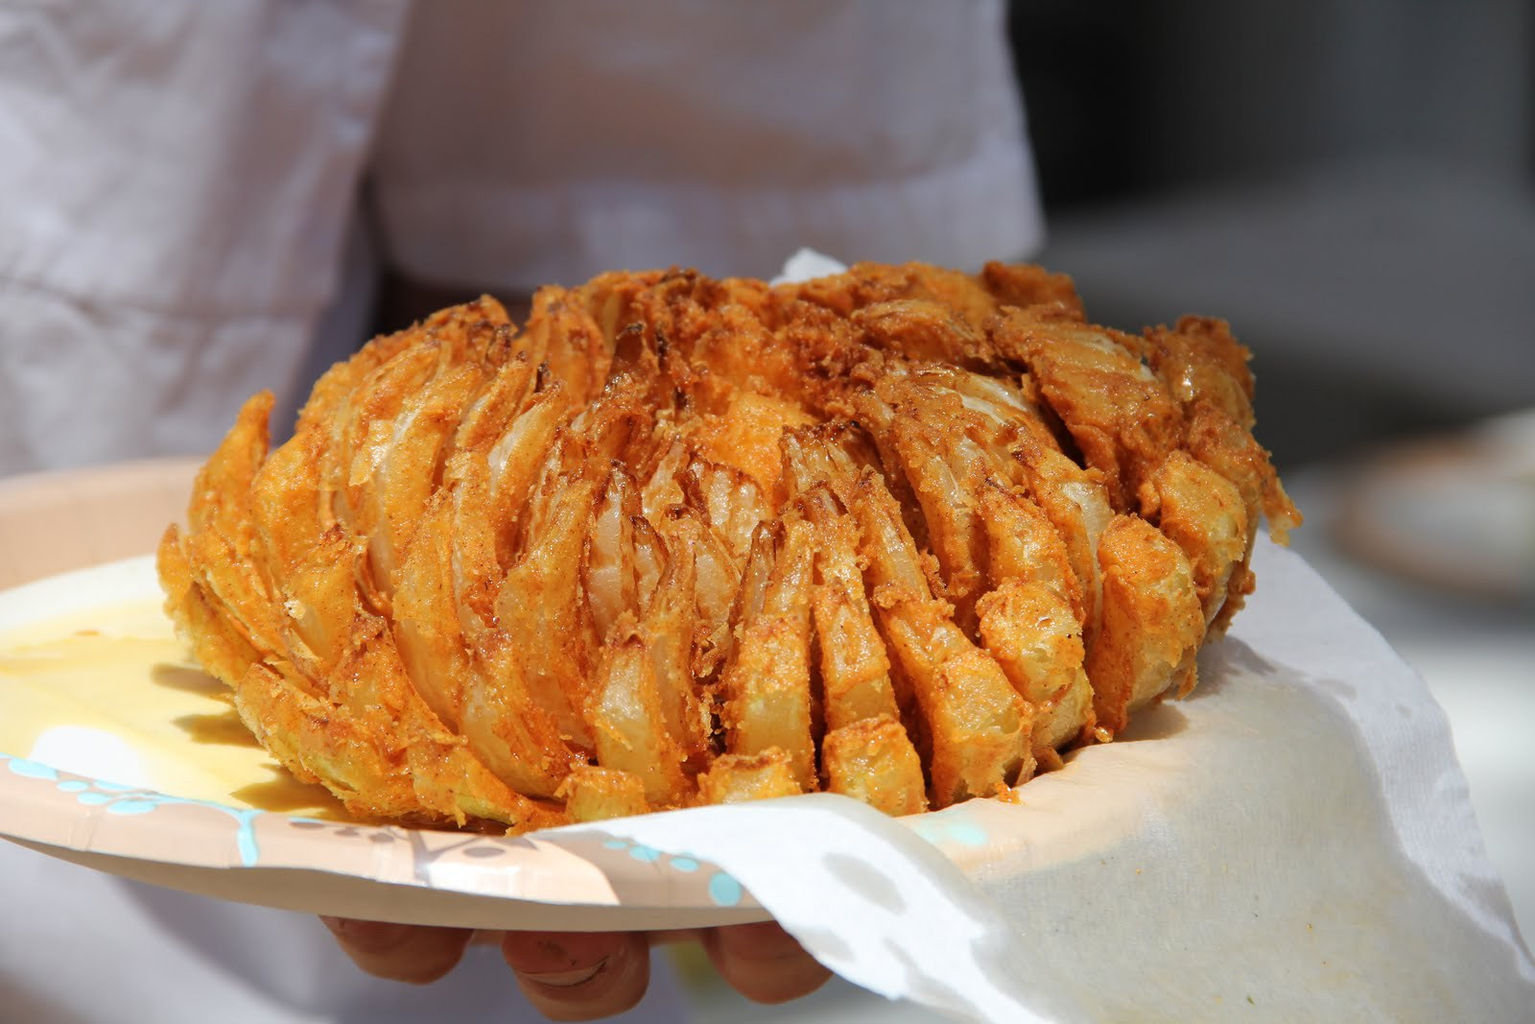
[561,539,1535,1022]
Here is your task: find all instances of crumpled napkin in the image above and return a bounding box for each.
[558,538,1535,1022]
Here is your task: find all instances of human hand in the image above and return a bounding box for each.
[319,918,831,1021]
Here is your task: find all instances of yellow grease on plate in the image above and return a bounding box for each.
[0,598,344,817]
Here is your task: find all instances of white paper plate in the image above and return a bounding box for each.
[0,556,787,931]
[0,460,1164,934]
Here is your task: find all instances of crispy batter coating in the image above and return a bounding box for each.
[159,262,1297,829]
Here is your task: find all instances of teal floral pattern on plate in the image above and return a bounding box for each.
[908,805,990,850]
[0,750,761,926]
[3,753,265,865]
[597,836,746,907]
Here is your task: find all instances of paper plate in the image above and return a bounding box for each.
[1336,411,1535,602]
[0,554,785,930]
[0,459,1168,933]
[0,460,759,930]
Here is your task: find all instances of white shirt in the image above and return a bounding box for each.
[0,2,1041,1019]
[0,0,1041,478]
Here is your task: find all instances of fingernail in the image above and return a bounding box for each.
[519,957,610,988]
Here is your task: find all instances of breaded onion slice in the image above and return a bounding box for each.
[159,263,1298,829]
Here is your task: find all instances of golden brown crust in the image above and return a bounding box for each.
[159,262,1295,828]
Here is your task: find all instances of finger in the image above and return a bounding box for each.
[502,930,650,1022]
[319,917,472,985]
[703,921,831,1005]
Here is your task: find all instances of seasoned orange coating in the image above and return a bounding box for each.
[975,483,1095,754]
[991,306,1183,512]
[846,466,1033,805]
[1142,450,1250,625]
[717,517,818,792]
[1086,515,1206,734]
[820,717,928,817]
[159,262,1295,829]
[1139,315,1302,630]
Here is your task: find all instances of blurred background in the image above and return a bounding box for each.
[685,2,1535,1019]
[1015,0,1532,465]
[0,2,1528,1021]
[1020,0,1535,953]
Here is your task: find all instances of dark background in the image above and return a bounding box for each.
[1006,0,1533,467]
